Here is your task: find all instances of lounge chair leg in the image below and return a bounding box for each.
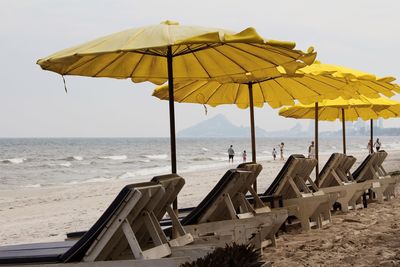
[121,219,145,260]
[373,189,384,203]
[166,205,187,237]
[300,217,311,231]
[248,186,264,208]
[341,203,349,212]
[224,194,238,220]
[363,193,368,208]
[270,234,277,247]
[142,211,165,246]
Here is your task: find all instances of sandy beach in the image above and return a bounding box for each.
[1,150,400,266]
[263,191,400,267]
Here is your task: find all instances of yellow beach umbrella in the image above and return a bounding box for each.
[153,61,400,109]
[279,96,400,183]
[37,21,316,176]
[279,96,400,121]
[153,62,399,160]
[37,20,316,209]
[37,21,316,84]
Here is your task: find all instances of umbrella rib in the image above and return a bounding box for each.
[362,81,392,97]
[129,53,146,78]
[179,82,211,103]
[233,83,241,104]
[132,49,166,57]
[190,52,212,78]
[243,42,301,60]
[366,79,397,91]
[63,56,100,75]
[354,107,361,120]
[258,82,266,103]
[205,83,224,104]
[210,45,250,74]
[305,75,347,91]
[223,43,293,70]
[174,43,223,57]
[283,108,299,118]
[92,53,127,77]
[173,80,200,94]
[279,78,323,103]
[273,79,296,100]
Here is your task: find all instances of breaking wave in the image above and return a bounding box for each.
[2,158,26,164]
[98,155,127,160]
[144,154,168,160]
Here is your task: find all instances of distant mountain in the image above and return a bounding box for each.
[265,123,311,137]
[177,114,269,138]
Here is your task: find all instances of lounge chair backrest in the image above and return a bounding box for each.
[263,155,318,199]
[374,150,388,176]
[151,174,185,220]
[237,163,265,207]
[237,162,262,190]
[340,155,357,176]
[263,154,303,196]
[181,169,253,225]
[318,153,343,187]
[352,153,379,182]
[61,182,166,262]
[295,157,319,191]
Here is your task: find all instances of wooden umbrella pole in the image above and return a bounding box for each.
[167,47,177,174]
[248,82,257,192]
[167,46,178,213]
[248,83,256,163]
[342,108,346,155]
[315,102,319,184]
[370,119,374,154]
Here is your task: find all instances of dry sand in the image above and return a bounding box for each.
[1,150,400,266]
[264,186,400,267]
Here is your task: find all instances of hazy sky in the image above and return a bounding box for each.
[0,0,399,137]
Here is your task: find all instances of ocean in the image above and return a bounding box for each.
[1,136,400,190]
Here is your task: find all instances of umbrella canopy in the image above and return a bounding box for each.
[152,61,400,109]
[278,96,400,121]
[279,96,400,183]
[37,20,316,84]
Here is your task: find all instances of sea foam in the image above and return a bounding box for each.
[2,158,26,164]
[144,154,168,160]
[64,156,83,161]
[98,155,128,160]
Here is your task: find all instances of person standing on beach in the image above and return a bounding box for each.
[374,138,382,152]
[308,141,316,159]
[242,150,247,163]
[272,148,277,160]
[279,142,285,160]
[228,145,235,163]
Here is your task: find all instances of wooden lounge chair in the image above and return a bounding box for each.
[0,179,198,266]
[179,168,288,249]
[352,152,393,203]
[260,155,331,231]
[66,169,287,251]
[318,153,369,212]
